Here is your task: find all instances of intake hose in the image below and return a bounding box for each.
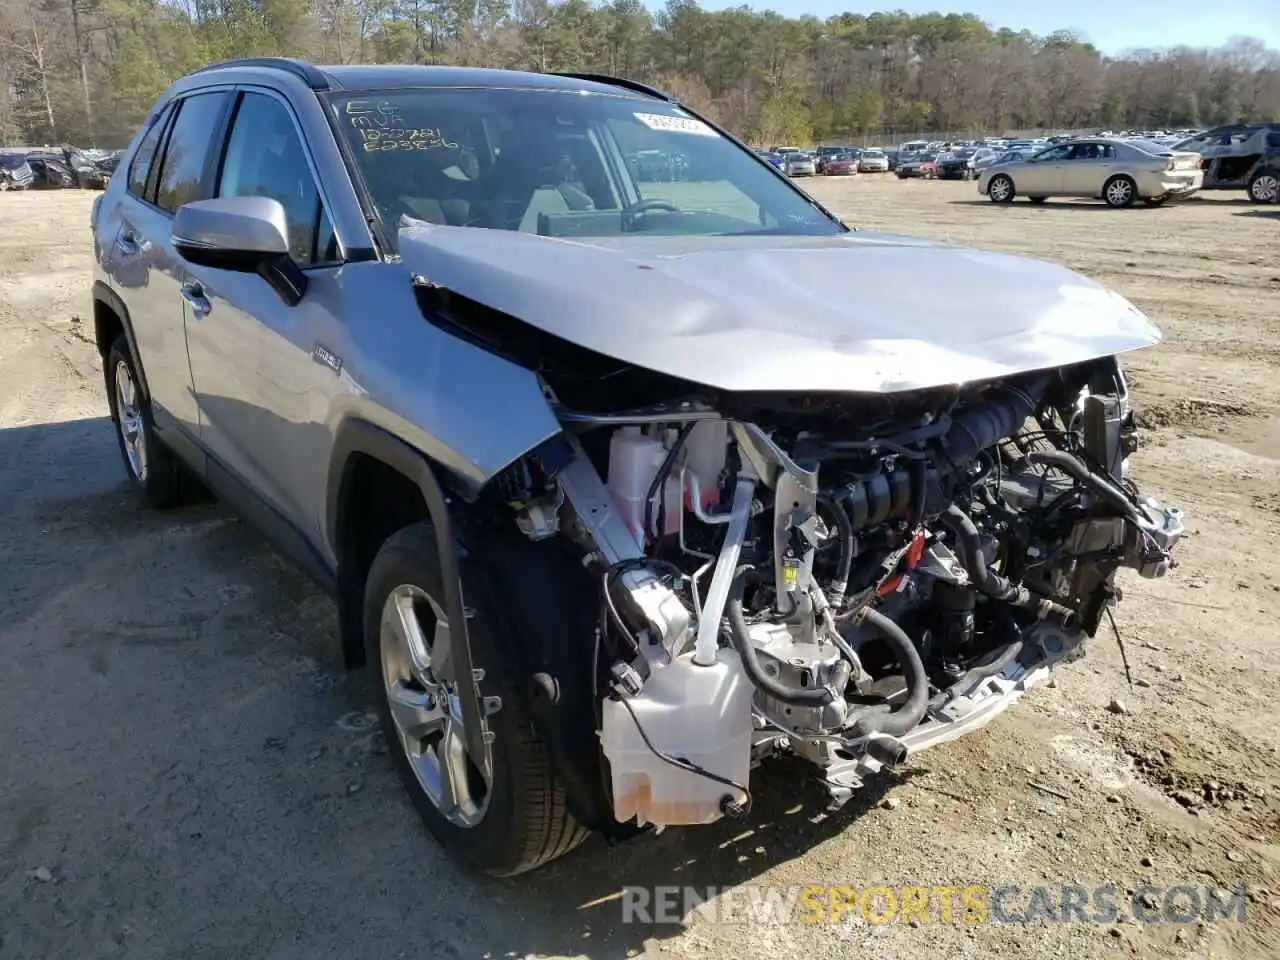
[844,607,931,738]
[940,504,1076,627]
[816,492,854,609]
[725,567,839,706]
[941,377,1048,465]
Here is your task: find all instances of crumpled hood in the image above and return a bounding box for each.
[397,225,1162,394]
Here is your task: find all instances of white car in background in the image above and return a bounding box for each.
[978,138,1203,207]
[857,149,889,172]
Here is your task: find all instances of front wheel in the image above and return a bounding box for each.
[987,174,1015,203]
[1103,175,1137,208]
[1247,170,1278,204]
[364,522,589,876]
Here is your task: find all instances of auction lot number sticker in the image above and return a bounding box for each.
[634,112,716,136]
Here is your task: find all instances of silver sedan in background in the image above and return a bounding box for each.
[977,138,1203,207]
[857,149,889,172]
[780,151,817,176]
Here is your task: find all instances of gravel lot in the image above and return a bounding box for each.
[1,181,1277,960]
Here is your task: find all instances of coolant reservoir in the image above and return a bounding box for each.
[607,426,681,540]
[599,649,753,826]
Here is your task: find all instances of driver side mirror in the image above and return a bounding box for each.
[172,196,307,306]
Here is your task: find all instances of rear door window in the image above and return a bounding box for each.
[1036,145,1072,162]
[155,92,231,215]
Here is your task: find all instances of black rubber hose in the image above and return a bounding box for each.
[942,378,1047,465]
[845,607,931,738]
[940,504,1077,627]
[644,422,694,549]
[1025,449,1147,528]
[816,492,854,609]
[725,567,838,706]
[929,640,1023,709]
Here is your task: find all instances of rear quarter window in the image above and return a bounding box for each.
[127,105,173,200]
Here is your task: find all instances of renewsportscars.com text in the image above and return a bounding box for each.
[619,884,1249,926]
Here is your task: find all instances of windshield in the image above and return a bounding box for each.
[328,89,841,246]
[0,154,27,170]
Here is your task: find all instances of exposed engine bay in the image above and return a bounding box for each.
[500,356,1184,828]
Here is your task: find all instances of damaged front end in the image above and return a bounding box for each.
[497,358,1183,826]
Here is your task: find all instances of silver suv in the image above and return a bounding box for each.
[92,58,1183,878]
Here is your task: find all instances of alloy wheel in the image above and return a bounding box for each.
[1251,174,1278,203]
[114,360,148,481]
[379,583,492,827]
[1106,178,1133,206]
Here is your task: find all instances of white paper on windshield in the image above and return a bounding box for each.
[633,112,716,136]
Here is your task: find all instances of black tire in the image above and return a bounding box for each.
[104,334,205,508]
[364,522,589,877]
[1103,175,1137,208]
[1028,196,1048,204]
[1247,170,1278,204]
[987,174,1015,203]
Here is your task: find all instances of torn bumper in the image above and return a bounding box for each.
[819,621,1086,802]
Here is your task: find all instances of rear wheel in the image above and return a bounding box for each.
[987,174,1015,203]
[1103,175,1137,208]
[1247,170,1278,204]
[105,334,204,508]
[364,522,589,876]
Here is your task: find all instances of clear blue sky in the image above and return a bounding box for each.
[676,1,1280,55]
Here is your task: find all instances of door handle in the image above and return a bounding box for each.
[117,230,138,255]
[180,280,211,317]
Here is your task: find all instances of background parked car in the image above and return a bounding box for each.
[1174,123,1280,194]
[969,147,1003,173]
[936,147,980,180]
[857,148,889,172]
[64,147,119,189]
[814,145,854,173]
[896,153,939,178]
[24,153,78,189]
[1248,146,1280,203]
[0,152,34,190]
[978,138,1203,207]
[820,151,857,176]
[780,150,816,176]
[753,148,784,171]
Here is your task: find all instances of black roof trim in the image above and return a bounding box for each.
[194,57,330,91]
[551,73,673,102]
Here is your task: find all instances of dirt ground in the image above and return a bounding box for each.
[1,180,1277,960]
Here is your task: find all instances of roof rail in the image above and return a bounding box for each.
[194,57,329,91]
[551,73,673,102]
